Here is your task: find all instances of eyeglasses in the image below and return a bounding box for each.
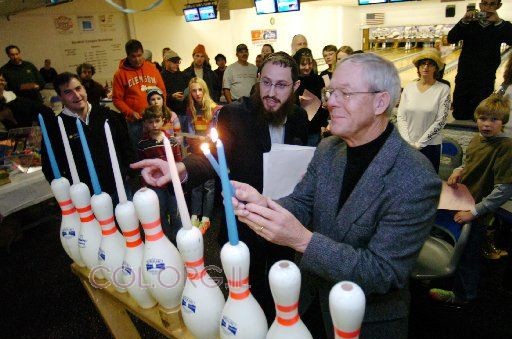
[259,79,293,91]
[322,87,381,103]
[167,59,181,64]
[480,2,499,7]
[418,60,436,67]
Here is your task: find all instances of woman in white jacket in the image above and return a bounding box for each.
[397,48,451,172]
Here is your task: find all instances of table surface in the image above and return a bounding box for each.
[0,168,52,218]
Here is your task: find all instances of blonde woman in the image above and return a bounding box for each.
[186,77,222,233]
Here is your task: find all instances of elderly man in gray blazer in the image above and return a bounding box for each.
[233,53,442,339]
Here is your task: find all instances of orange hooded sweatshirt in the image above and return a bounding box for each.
[112,59,166,122]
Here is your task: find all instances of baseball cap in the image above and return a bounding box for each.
[236,44,248,53]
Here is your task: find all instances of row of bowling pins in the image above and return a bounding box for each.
[55,179,365,338]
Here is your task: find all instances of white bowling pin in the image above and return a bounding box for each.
[220,241,268,339]
[266,261,312,339]
[329,281,366,339]
[51,177,85,267]
[116,200,157,308]
[70,182,103,279]
[177,226,225,338]
[91,192,126,293]
[133,187,185,309]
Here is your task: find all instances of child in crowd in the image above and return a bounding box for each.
[146,87,181,137]
[137,105,182,241]
[186,77,222,234]
[430,93,512,305]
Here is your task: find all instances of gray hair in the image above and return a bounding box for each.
[339,53,401,115]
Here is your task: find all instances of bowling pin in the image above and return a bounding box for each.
[329,281,365,339]
[38,114,84,267]
[177,226,225,339]
[133,187,185,309]
[266,260,312,339]
[56,117,103,279]
[52,178,85,267]
[116,200,157,308]
[220,241,268,339]
[71,183,104,279]
[91,192,126,293]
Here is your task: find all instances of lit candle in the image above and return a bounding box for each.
[38,114,61,179]
[163,136,193,230]
[201,142,236,197]
[104,121,127,204]
[75,118,102,195]
[200,142,220,176]
[212,128,239,245]
[57,116,80,185]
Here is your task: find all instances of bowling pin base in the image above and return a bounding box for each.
[72,264,194,338]
[159,305,186,334]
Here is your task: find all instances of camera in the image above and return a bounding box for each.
[475,11,488,20]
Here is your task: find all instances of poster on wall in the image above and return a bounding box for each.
[251,29,277,45]
[98,14,117,32]
[54,16,74,35]
[59,38,124,80]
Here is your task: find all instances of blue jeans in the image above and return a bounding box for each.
[454,219,486,302]
[190,179,215,219]
[153,186,181,241]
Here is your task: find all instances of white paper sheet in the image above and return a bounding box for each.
[263,143,316,200]
[438,181,475,211]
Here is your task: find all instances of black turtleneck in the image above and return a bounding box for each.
[338,123,394,211]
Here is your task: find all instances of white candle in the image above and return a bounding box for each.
[57,116,80,185]
[103,121,127,204]
[163,136,193,230]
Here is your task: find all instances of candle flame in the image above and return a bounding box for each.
[200,143,210,154]
[210,128,219,142]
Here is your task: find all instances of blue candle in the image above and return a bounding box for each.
[38,114,61,179]
[215,138,239,245]
[75,118,102,195]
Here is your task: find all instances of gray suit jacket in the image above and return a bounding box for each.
[278,127,441,329]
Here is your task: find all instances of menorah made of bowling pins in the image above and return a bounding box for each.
[40,117,367,338]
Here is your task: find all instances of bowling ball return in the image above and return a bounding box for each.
[71,263,194,338]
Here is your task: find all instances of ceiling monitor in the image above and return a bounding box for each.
[276,0,300,13]
[184,7,200,22]
[198,5,217,20]
[358,0,386,4]
[255,0,277,14]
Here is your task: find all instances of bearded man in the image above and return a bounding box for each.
[132,52,308,320]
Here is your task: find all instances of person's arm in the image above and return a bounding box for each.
[223,89,233,103]
[223,67,233,103]
[31,63,45,89]
[415,85,450,149]
[155,71,167,103]
[447,12,471,44]
[395,88,412,144]
[474,184,512,216]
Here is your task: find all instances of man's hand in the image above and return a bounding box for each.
[447,168,463,188]
[20,82,39,90]
[130,158,173,187]
[172,91,184,101]
[454,210,476,224]
[236,196,313,253]
[231,181,267,214]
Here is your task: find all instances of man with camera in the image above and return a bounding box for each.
[448,0,512,120]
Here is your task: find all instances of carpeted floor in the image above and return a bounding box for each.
[1,199,511,339]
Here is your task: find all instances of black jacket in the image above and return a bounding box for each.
[182,64,221,103]
[40,104,136,196]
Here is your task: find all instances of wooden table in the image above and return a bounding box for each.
[71,264,194,339]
